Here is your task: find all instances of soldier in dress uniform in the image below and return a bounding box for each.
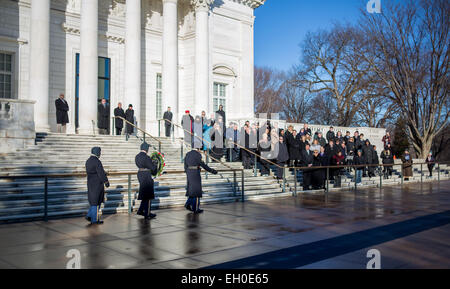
[85,147,109,224]
[135,142,158,220]
[184,148,218,214]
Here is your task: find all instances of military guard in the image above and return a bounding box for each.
[135,142,158,220]
[85,147,109,224]
[184,148,218,214]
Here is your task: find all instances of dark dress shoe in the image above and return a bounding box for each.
[145,213,157,220]
[185,204,192,211]
[91,220,104,224]
[193,209,204,214]
[85,216,91,222]
[136,210,145,216]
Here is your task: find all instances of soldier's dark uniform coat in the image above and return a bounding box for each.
[85,156,109,206]
[135,152,158,201]
[184,150,217,198]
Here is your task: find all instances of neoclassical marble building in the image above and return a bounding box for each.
[0,0,264,134]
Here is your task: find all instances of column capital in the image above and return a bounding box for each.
[191,0,214,11]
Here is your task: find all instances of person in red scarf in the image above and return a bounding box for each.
[181,110,194,147]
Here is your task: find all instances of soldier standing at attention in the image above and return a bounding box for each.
[135,142,158,220]
[85,147,109,224]
[184,148,218,214]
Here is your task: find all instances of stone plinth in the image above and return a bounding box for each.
[0,99,36,153]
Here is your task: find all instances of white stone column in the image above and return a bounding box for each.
[192,0,212,115]
[162,0,179,126]
[125,0,141,128]
[29,0,50,132]
[78,0,98,135]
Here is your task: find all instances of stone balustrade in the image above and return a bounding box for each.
[0,98,36,153]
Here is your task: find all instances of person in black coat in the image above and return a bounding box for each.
[85,147,109,224]
[184,148,218,213]
[326,127,335,143]
[301,144,314,190]
[55,93,69,133]
[362,140,375,177]
[381,147,394,178]
[426,152,435,178]
[216,105,226,137]
[311,150,326,190]
[258,134,271,176]
[324,140,338,165]
[113,102,126,135]
[276,136,290,179]
[210,123,224,162]
[241,126,252,169]
[135,142,158,220]
[163,107,173,137]
[286,130,301,168]
[98,98,110,135]
[125,104,134,136]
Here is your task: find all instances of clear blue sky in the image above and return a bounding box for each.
[254,0,367,71]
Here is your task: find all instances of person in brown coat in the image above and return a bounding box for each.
[401,150,413,180]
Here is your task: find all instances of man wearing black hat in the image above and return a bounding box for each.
[135,142,158,219]
[85,147,109,224]
[184,148,218,213]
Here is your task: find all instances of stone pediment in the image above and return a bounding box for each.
[213,64,237,77]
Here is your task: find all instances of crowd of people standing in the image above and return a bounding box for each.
[176,111,433,191]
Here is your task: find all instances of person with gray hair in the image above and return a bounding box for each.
[55,93,69,133]
[85,147,109,224]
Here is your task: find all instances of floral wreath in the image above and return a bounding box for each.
[150,151,165,178]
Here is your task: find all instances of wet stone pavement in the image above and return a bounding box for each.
[0,181,449,269]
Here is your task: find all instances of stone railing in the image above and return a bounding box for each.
[0,98,36,154]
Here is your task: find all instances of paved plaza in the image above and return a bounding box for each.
[0,181,449,269]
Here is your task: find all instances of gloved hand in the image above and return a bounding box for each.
[211,169,218,175]
[105,182,110,188]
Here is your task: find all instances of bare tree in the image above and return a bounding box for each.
[355,93,399,128]
[360,0,449,158]
[279,70,311,123]
[307,92,336,126]
[254,66,284,114]
[297,24,375,126]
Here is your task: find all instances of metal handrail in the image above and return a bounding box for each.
[113,116,162,145]
[0,168,245,222]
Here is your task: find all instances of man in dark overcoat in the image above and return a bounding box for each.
[184,148,218,213]
[98,98,110,135]
[216,104,226,138]
[113,102,126,135]
[135,142,158,220]
[163,107,173,137]
[125,104,134,136]
[276,136,290,179]
[85,147,109,224]
[55,93,69,133]
[301,144,314,190]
